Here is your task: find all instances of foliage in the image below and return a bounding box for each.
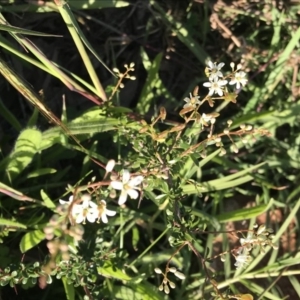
[0,1,299,299]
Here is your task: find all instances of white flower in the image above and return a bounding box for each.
[240,232,255,251]
[240,232,254,246]
[206,61,225,80]
[69,194,98,224]
[234,247,252,269]
[59,195,82,218]
[203,77,228,96]
[96,200,116,223]
[229,71,247,89]
[110,169,144,205]
[183,93,201,108]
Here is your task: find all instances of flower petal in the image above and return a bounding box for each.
[118,191,128,205]
[76,214,84,224]
[217,62,225,69]
[127,189,139,199]
[110,181,123,190]
[81,194,91,202]
[59,195,74,205]
[87,213,96,223]
[72,204,83,214]
[122,169,130,183]
[203,82,212,88]
[217,88,223,96]
[59,199,68,205]
[105,209,117,216]
[129,175,144,187]
[89,201,98,208]
[207,61,214,69]
[82,198,90,208]
[101,214,108,223]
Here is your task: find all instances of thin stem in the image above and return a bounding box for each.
[128,228,169,267]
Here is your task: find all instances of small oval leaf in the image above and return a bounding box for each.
[20,230,45,253]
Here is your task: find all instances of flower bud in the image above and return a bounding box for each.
[164,284,170,294]
[105,159,115,172]
[174,271,186,280]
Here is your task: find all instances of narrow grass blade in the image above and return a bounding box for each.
[137,49,162,114]
[0,182,38,202]
[0,98,22,131]
[0,14,102,104]
[55,0,115,101]
[150,0,208,64]
[0,218,27,229]
[0,0,129,13]
[0,57,88,152]
[0,34,100,97]
[217,199,274,223]
[244,26,300,113]
[0,23,61,37]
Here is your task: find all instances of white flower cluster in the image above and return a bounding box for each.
[59,160,144,224]
[182,61,247,111]
[202,61,248,97]
[59,195,116,224]
[234,247,252,269]
[234,225,277,269]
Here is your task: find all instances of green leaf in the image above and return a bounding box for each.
[62,276,75,300]
[40,189,56,210]
[0,98,22,131]
[136,48,177,114]
[27,168,57,178]
[0,182,38,203]
[6,128,42,180]
[20,230,45,253]
[136,50,162,114]
[97,261,132,281]
[39,107,128,150]
[216,199,274,223]
[0,23,61,37]
[113,282,165,300]
[182,162,266,194]
[132,226,140,250]
[0,218,26,229]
